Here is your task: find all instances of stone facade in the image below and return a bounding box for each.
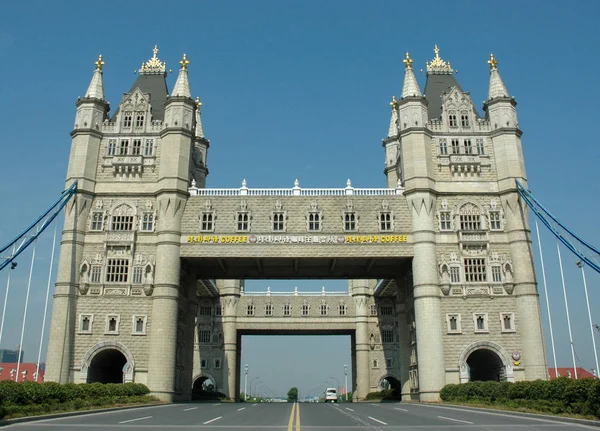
[45,47,547,402]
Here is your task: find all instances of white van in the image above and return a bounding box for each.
[325,387,338,403]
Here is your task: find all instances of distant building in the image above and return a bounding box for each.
[0,363,45,382]
[548,368,597,379]
[0,349,24,363]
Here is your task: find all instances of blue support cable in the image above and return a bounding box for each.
[516,180,600,275]
[0,182,77,272]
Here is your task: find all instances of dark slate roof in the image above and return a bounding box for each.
[424,73,463,120]
[112,74,169,121]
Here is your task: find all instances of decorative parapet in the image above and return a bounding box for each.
[189,178,405,197]
[241,286,350,296]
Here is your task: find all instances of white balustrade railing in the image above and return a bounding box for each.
[241,286,350,296]
[189,179,405,197]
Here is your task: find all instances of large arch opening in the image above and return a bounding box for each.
[466,348,505,382]
[87,349,127,383]
[380,376,402,400]
[192,375,220,401]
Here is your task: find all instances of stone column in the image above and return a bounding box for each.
[181,270,198,401]
[395,276,411,399]
[407,192,445,401]
[146,194,185,402]
[46,193,91,383]
[351,279,371,401]
[504,193,547,379]
[221,280,240,400]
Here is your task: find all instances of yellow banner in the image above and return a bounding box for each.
[186,234,408,244]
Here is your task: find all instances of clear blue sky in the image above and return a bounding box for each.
[1,0,599,396]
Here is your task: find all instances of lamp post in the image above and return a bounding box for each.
[244,364,249,401]
[250,376,260,400]
[344,365,348,401]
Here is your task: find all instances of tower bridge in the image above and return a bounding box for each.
[42,46,548,402]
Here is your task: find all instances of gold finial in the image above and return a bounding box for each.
[403,52,413,69]
[153,45,159,57]
[488,53,498,70]
[426,45,453,74]
[179,53,190,70]
[139,45,167,74]
[94,54,105,71]
[195,96,203,108]
[434,45,440,58]
[390,95,398,109]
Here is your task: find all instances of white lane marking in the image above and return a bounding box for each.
[394,407,408,411]
[252,403,258,406]
[183,407,198,411]
[212,403,221,406]
[438,415,474,424]
[345,407,354,411]
[33,403,174,424]
[237,407,246,411]
[118,415,152,424]
[203,416,222,424]
[369,403,379,406]
[368,416,387,425]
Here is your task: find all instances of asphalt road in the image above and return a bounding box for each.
[4,401,600,430]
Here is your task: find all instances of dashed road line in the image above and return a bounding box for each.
[237,407,246,411]
[118,416,152,424]
[203,416,222,424]
[438,415,474,424]
[252,403,258,406]
[183,407,198,411]
[368,416,387,425]
[212,403,221,406]
[345,407,354,411]
[394,407,408,412]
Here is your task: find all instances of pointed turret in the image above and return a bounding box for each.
[387,96,399,137]
[487,53,510,99]
[171,54,191,98]
[85,55,105,100]
[401,53,422,98]
[195,97,205,138]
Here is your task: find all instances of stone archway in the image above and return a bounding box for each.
[192,373,217,400]
[79,341,135,384]
[458,340,514,383]
[380,375,402,400]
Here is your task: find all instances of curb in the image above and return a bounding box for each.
[0,402,170,427]
[433,402,600,428]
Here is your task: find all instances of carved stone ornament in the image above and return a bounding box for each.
[440,285,450,296]
[504,283,515,295]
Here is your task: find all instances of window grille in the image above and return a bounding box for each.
[119,139,129,155]
[90,266,102,283]
[450,267,460,283]
[199,305,212,315]
[464,258,486,282]
[451,139,460,154]
[379,213,392,231]
[237,213,249,231]
[132,266,143,284]
[440,212,452,231]
[370,304,378,316]
[111,215,134,231]
[344,212,357,231]
[144,139,155,156]
[301,304,310,316]
[132,139,142,155]
[107,139,117,156]
[338,304,347,316]
[448,113,457,127]
[106,259,129,283]
[308,213,320,231]
[439,139,448,155]
[492,265,502,282]
[464,139,473,155]
[90,212,104,231]
[461,113,470,127]
[265,304,273,316]
[382,329,394,343]
[459,214,481,231]
[489,211,502,230]
[141,213,154,231]
[320,304,328,316]
[273,213,285,231]
[199,330,211,343]
[476,138,485,155]
[123,113,132,128]
[283,304,291,316]
[380,305,393,316]
[247,304,255,316]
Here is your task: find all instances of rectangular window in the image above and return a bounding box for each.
[199,304,212,315]
[476,138,485,155]
[461,113,470,127]
[448,114,457,127]
[382,329,394,343]
[451,139,460,154]
[283,304,291,316]
[107,139,117,156]
[489,211,502,230]
[379,213,392,232]
[123,113,132,128]
[339,304,346,316]
[131,139,142,155]
[199,330,211,343]
[132,266,143,284]
[492,265,502,283]
[501,313,515,332]
[201,213,214,231]
[90,266,102,283]
[90,212,104,231]
[464,258,486,283]
[200,359,207,368]
[449,315,458,331]
[214,359,221,369]
[386,358,393,368]
[301,304,310,316]
[144,139,155,156]
[439,139,448,155]
[106,258,129,283]
[135,113,145,128]
[106,315,119,333]
[265,304,273,316]
[119,139,129,155]
[344,212,357,231]
[370,304,378,316]
[474,314,488,332]
[215,305,222,316]
[237,213,249,231]
[380,305,393,316]
[308,213,320,231]
[79,315,92,333]
[247,304,255,316]
[141,213,154,232]
[440,212,452,231]
[460,214,481,231]
[133,316,146,334]
[273,213,285,231]
[450,266,460,283]
[464,139,472,155]
[111,215,134,231]
[320,304,328,316]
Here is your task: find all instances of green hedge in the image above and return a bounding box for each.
[440,377,600,418]
[365,389,401,401]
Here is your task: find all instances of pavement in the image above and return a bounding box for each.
[3,401,600,430]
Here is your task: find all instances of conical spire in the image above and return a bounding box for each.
[171,54,191,98]
[195,97,205,138]
[85,55,105,100]
[487,54,510,99]
[387,96,399,136]
[401,53,422,97]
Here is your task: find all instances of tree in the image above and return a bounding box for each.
[287,387,298,402]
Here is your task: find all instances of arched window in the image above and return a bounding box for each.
[459,203,481,231]
[111,204,135,231]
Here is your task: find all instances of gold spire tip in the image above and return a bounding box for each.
[403,52,413,69]
[94,54,105,71]
[488,53,498,70]
[390,95,398,108]
[195,96,203,108]
[179,53,190,70]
